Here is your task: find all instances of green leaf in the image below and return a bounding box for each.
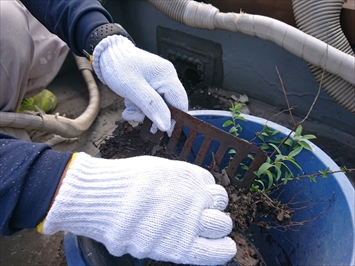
[274,163,282,181]
[293,143,301,149]
[295,124,303,137]
[256,162,273,176]
[261,143,270,151]
[278,162,294,177]
[275,154,287,161]
[285,157,302,170]
[341,166,348,172]
[268,138,282,144]
[288,146,303,158]
[269,143,282,155]
[284,139,294,146]
[293,135,301,141]
[229,127,238,135]
[249,184,260,192]
[265,170,274,189]
[286,171,293,179]
[263,125,272,134]
[254,179,265,191]
[298,140,313,151]
[247,154,255,160]
[269,130,280,136]
[281,144,290,152]
[228,149,236,154]
[222,120,234,127]
[257,134,265,141]
[235,116,247,122]
[301,134,316,140]
[241,163,249,171]
[320,168,331,178]
[309,174,317,183]
[229,126,237,132]
[235,103,243,109]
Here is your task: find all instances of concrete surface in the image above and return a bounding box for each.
[0,53,354,266]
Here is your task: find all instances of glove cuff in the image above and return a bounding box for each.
[83,23,134,61]
[92,34,136,85]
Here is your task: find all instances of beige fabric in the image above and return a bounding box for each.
[0,0,69,112]
[0,0,69,140]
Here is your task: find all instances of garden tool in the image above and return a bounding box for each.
[141,105,267,189]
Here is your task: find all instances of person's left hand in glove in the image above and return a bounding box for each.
[93,35,188,135]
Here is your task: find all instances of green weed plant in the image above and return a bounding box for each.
[222,102,330,193]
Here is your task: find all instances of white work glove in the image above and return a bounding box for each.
[93,35,188,135]
[41,153,236,265]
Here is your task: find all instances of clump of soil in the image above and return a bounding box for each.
[99,121,292,266]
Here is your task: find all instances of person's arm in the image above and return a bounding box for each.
[20,0,114,56]
[0,132,72,236]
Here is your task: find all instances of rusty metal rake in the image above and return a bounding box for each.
[141,106,266,189]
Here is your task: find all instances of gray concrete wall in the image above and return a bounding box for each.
[104,0,354,135]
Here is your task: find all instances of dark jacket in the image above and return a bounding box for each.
[0,0,114,235]
[0,133,72,235]
[21,0,114,56]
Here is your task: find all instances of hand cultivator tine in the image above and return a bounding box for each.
[194,136,212,166]
[178,129,198,161]
[166,122,184,155]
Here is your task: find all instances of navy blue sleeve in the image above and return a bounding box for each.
[20,0,114,56]
[0,133,72,236]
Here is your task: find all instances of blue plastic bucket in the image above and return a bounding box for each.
[65,110,355,265]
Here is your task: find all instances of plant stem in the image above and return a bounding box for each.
[265,168,355,192]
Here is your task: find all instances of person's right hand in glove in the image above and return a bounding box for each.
[38,152,237,265]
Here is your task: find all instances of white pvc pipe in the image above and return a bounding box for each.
[148,0,355,112]
[292,0,354,112]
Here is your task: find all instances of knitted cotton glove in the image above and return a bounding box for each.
[41,153,236,265]
[93,35,188,135]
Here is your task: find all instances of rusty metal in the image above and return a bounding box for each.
[141,106,266,189]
